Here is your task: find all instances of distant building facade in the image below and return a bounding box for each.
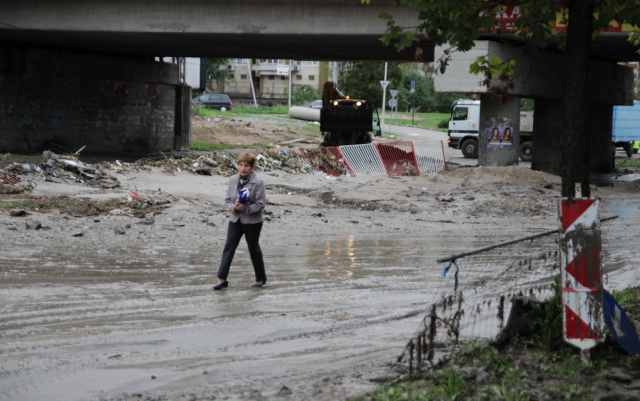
[212,59,328,105]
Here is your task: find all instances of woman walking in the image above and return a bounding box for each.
[214,152,267,290]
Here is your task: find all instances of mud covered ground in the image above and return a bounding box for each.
[1,117,640,401]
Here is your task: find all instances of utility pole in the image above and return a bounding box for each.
[288,59,292,109]
[248,59,258,108]
[380,62,388,125]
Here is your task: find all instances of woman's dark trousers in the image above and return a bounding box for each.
[217,221,266,282]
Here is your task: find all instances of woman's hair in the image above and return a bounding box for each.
[237,152,256,168]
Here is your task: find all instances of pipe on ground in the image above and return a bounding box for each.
[289,106,320,122]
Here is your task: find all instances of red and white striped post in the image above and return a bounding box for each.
[559,199,605,360]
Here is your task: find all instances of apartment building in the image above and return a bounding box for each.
[215,59,329,105]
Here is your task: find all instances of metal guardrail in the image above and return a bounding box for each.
[436,215,619,263]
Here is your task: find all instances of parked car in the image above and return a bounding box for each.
[191,93,233,111]
[303,99,323,109]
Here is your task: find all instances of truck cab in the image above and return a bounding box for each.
[447,99,480,158]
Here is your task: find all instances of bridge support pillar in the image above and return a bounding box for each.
[532,100,614,175]
[174,85,192,151]
[478,94,520,167]
[531,99,563,175]
[586,103,614,173]
[0,44,179,155]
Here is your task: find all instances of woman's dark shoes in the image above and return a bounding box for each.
[213,281,228,290]
[251,279,266,288]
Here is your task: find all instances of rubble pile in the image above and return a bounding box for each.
[0,151,121,194]
[0,147,348,197]
[101,148,348,177]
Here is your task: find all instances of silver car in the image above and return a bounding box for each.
[303,99,323,109]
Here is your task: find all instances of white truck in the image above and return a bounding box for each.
[447,99,534,160]
[612,100,640,158]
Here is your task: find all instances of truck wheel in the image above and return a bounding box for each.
[519,141,533,161]
[356,132,372,144]
[461,139,478,158]
[321,132,334,147]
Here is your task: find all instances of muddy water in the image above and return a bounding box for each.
[1,192,638,401]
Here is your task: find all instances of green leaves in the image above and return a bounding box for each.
[469,56,515,79]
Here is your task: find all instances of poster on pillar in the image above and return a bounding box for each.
[478,95,520,166]
[487,126,514,146]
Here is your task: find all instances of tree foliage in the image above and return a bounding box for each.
[205,58,230,91]
[287,84,322,105]
[338,62,403,111]
[401,69,465,113]
[362,0,640,198]
[337,62,463,112]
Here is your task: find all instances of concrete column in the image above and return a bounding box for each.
[531,98,563,175]
[0,45,178,154]
[478,94,520,167]
[531,100,615,175]
[174,85,191,151]
[586,103,614,173]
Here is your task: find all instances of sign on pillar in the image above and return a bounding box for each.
[559,199,605,357]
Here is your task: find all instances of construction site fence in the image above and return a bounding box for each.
[295,140,446,177]
[395,216,617,378]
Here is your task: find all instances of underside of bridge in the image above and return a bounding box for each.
[0,33,426,62]
[1,0,639,162]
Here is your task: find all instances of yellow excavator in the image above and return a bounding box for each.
[320,82,382,147]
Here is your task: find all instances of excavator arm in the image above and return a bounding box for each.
[321,81,345,109]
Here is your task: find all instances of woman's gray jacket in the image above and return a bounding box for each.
[224,173,266,224]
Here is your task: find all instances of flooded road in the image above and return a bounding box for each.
[1,167,639,401]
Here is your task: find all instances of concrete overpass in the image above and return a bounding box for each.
[1,0,639,173]
[0,0,426,61]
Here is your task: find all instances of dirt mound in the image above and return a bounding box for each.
[444,165,560,186]
[191,115,320,146]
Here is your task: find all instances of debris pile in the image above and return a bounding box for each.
[1,148,349,193]
[0,151,122,192]
[101,148,349,177]
[40,151,121,188]
[112,191,173,218]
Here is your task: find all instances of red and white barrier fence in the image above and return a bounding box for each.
[305,140,446,177]
[560,198,605,352]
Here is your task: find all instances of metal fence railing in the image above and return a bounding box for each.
[296,140,446,177]
[394,216,617,377]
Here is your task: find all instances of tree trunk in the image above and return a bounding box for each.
[561,1,594,198]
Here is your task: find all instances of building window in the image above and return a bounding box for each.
[296,60,318,66]
[241,74,247,80]
[259,59,285,64]
[309,75,315,80]
[281,76,286,80]
[268,75,275,80]
[230,58,249,65]
[296,75,302,81]
[229,74,234,79]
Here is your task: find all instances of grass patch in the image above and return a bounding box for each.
[232,105,290,115]
[615,158,640,168]
[192,104,290,118]
[384,112,451,131]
